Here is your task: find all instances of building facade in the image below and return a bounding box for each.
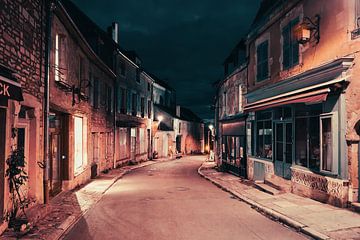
[215,0,360,208]
[48,2,116,195]
[0,0,48,232]
[215,41,248,177]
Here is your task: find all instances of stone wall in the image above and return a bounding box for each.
[291,167,350,207]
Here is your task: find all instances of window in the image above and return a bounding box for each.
[147,82,151,91]
[132,93,137,116]
[320,113,338,173]
[119,87,126,114]
[139,128,145,153]
[119,61,126,76]
[127,90,132,115]
[147,100,152,119]
[74,117,84,171]
[107,85,112,113]
[356,0,360,28]
[352,0,360,39]
[238,85,243,112]
[78,57,84,84]
[282,18,299,70]
[93,78,99,108]
[140,97,145,118]
[295,104,322,171]
[136,69,140,83]
[179,122,181,134]
[255,111,272,160]
[256,40,269,82]
[223,92,227,116]
[54,34,66,82]
[89,71,93,106]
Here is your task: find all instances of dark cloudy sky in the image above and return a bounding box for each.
[72,0,261,119]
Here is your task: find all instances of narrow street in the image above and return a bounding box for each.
[63,156,307,240]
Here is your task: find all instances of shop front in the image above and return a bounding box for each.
[245,58,352,206]
[220,116,247,177]
[0,65,24,221]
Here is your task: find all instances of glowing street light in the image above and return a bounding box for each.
[209,124,214,130]
[157,115,163,122]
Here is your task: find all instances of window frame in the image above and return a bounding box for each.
[282,17,300,70]
[256,40,269,82]
[319,112,338,175]
[254,111,273,161]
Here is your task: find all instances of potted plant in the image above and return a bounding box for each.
[4,147,30,232]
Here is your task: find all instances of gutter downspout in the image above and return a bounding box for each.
[113,51,117,169]
[43,0,54,204]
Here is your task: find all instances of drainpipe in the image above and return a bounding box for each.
[43,0,54,204]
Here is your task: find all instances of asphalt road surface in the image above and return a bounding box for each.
[63,156,308,240]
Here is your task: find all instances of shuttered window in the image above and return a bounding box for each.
[256,40,269,82]
[282,18,299,70]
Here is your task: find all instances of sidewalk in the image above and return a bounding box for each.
[199,162,360,240]
[0,158,171,240]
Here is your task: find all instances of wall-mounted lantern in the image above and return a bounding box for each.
[294,14,320,44]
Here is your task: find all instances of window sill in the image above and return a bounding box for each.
[248,155,273,163]
[55,80,72,91]
[255,77,270,84]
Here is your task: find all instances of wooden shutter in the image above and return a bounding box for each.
[282,24,291,69]
[291,18,300,66]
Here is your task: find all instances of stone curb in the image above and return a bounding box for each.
[197,164,332,240]
[54,158,174,240]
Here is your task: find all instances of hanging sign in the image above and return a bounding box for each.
[0,76,23,101]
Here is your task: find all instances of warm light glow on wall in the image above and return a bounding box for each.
[74,116,83,171]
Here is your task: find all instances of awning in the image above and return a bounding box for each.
[116,120,145,128]
[0,75,23,102]
[244,88,330,112]
[222,120,246,136]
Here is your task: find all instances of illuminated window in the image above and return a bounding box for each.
[54,34,66,82]
[139,128,145,153]
[74,117,83,171]
[238,85,243,112]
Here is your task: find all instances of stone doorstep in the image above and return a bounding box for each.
[254,182,282,195]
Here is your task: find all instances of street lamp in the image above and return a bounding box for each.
[157,115,163,130]
[207,124,215,161]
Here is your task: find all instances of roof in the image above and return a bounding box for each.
[150,73,175,91]
[154,104,203,123]
[179,107,203,123]
[60,0,116,67]
[223,39,246,65]
[251,0,283,28]
[60,0,138,69]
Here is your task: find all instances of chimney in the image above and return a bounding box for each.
[176,105,181,118]
[108,22,119,43]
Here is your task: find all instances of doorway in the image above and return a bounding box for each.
[49,113,64,197]
[274,121,293,179]
[176,135,182,153]
[0,108,6,221]
[130,128,136,160]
